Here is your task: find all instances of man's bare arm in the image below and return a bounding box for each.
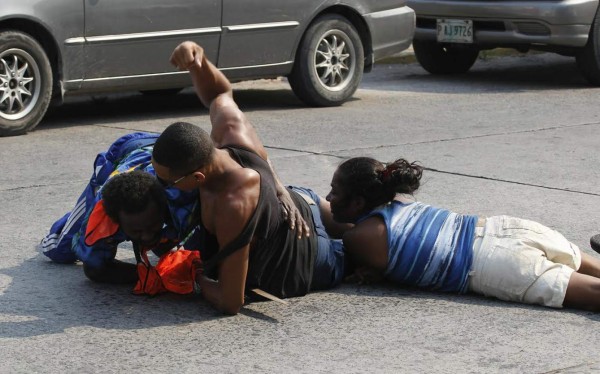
[171,41,309,236]
[169,41,231,109]
[170,42,266,156]
[199,245,249,315]
[197,171,257,315]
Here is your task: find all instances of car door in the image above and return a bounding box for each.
[218,0,321,71]
[81,0,222,88]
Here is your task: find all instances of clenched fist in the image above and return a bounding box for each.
[170,41,204,71]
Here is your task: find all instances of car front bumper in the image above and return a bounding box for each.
[364,6,416,61]
[408,0,598,47]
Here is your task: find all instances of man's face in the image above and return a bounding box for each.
[326,170,360,224]
[152,158,197,192]
[118,201,164,248]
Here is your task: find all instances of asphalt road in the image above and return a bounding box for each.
[2,53,600,373]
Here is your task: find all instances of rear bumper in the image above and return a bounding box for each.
[364,6,416,61]
[408,0,598,47]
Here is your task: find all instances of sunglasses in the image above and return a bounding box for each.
[157,171,194,189]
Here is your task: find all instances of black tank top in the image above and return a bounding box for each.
[202,145,316,298]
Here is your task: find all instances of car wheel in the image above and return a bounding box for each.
[576,8,600,85]
[0,31,53,137]
[289,14,364,107]
[413,40,479,74]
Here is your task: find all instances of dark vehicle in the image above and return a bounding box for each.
[408,0,600,83]
[0,0,415,136]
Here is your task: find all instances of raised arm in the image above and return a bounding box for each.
[170,41,267,158]
[170,41,310,237]
[169,41,231,108]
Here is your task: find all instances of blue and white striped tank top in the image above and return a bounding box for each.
[360,201,477,293]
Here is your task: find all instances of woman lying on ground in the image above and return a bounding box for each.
[326,156,600,311]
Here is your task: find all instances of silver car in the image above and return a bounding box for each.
[408,0,600,82]
[0,0,415,137]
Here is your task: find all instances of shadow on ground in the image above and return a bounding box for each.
[364,54,591,94]
[35,54,587,135]
[2,252,599,339]
[0,255,223,338]
[38,87,307,132]
[35,54,597,135]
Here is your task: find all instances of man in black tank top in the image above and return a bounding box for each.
[151,42,349,315]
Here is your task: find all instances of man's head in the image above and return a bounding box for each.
[101,170,167,248]
[152,122,215,190]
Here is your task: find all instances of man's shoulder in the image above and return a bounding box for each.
[212,168,260,209]
[221,167,260,191]
[208,169,261,237]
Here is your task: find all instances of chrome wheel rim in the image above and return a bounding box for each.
[0,48,41,121]
[313,29,356,92]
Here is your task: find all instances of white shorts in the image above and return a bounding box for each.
[468,215,581,308]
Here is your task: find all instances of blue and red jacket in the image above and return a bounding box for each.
[40,132,200,268]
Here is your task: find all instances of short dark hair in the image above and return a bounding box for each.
[337,157,423,211]
[152,122,215,176]
[101,170,167,223]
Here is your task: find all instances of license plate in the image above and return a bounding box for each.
[437,19,473,43]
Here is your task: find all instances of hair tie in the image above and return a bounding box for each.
[380,164,400,182]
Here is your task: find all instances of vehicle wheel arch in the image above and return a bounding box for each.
[0,18,62,98]
[576,5,600,85]
[0,21,57,136]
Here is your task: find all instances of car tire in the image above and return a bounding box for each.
[0,31,53,137]
[576,8,600,85]
[413,40,479,74]
[288,14,364,107]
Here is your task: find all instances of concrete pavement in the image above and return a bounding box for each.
[1,52,600,373]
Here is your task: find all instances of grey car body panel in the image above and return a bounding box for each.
[364,7,415,60]
[82,0,221,79]
[0,0,85,85]
[220,0,413,72]
[408,0,598,47]
[218,0,309,69]
[0,0,415,95]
